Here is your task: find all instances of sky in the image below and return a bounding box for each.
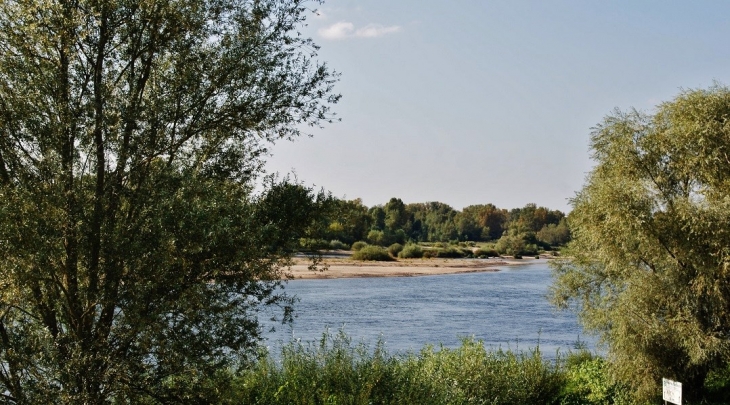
[264,1,730,212]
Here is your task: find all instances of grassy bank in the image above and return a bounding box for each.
[229,332,617,405]
[228,331,730,405]
[237,332,560,404]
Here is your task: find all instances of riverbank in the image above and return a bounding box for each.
[287,255,548,279]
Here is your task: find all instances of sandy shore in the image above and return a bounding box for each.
[286,255,548,279]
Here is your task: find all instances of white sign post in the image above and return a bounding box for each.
[662,378,682,405]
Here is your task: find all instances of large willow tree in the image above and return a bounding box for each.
[551,85,730,402]
[0,0,338,402]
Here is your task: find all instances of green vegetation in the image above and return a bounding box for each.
[316,198,570,254]
[387,243,404,257]
[0,0,338,401]
[237,331,563,405]
[351,241,369,251]
[234,332,730,404]
[398,243,424,259]
[435,246,470,258]
[551,85,730,403]
[329,240,350,250]
[474,248,500,258]
[352,246,394,261]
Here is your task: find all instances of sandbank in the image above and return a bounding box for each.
[286,254,549,279]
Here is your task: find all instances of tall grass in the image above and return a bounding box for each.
[235,331,564,404]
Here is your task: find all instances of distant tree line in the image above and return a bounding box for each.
[308,198,570,252]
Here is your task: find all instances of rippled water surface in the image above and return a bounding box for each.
[264,260,593,356]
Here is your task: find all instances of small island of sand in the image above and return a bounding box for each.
[286,255,548,279]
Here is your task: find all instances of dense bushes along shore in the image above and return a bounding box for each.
[228,332,730,404]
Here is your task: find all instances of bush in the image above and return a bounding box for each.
[474,249,500,258]
[352,246,394,261]
[398,244,423,259]
[329,240,348,250]
[460,248,474,258]
[351,241,368,251]
[422,249,438,259]
[387,243,404,257]
[435,247,466,258]
[559,352,633,405]
[299,238,330,251]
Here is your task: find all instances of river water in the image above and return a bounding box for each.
[263,260,595,357]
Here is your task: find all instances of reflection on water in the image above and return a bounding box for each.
[263,261,594,357]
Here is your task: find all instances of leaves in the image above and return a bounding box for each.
[0,0,338,402]
[551,85,730,402]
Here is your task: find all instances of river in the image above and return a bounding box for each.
[263,260,595,357]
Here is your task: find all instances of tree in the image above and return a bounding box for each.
[0,0,338,402]
[462,204,508,240]
[550,85,730,402]
[536,218,570,247]
[383,197,408,232]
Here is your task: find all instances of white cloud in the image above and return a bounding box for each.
[318,21,401,40]
[318,22,355,40]
[355,24,402,38]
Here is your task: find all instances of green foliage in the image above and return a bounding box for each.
[0,0,338,401]
[312,197,568,246]
[387,243,404,257]
[703,364,730,404]
[551,85,730,402]
[422,249,439,259]
[367,229,388,246]
[329,240,349,250]
[559,352,633,405]
[236,331,564,405]
[398,243,424,259]
[435,247,463,258]
[300,238,331,251]
[474,248,500,258]
[352,246,394,261]
[537,218,571,247]
[351,241,369,251]
[321,199,372,244]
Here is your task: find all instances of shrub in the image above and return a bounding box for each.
[387,243,404,257]
[351,241,368,251]
[398,243,423,259]
[299,238,330,251]
[474,249,500,258]
[352,246,394,261]
[422,249,438,259]
[329,240,348,250]
[435,247,466,258]
[560,352,633,405]
[523,243,539,255]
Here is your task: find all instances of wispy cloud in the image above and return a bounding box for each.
[318,21,402,40]
[319,22,355,40]
[355,24,402,38]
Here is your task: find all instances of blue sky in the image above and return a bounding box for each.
[265,1,730,212]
